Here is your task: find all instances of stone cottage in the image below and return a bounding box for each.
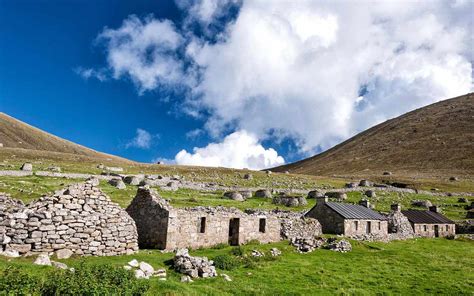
[305,197,388,238]
[126,187,319,250]
[402,206,455,237]
[0,181,138,256]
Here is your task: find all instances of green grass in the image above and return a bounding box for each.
[1,239,472,295]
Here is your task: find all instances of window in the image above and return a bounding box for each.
[378,222,381,231]
[199,217,206,233]
[259,218,266,233]
[423,225,427,232]
[445,225,449,231]
[354,221,359,231]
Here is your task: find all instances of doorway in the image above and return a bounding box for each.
[434,225,439,237]
[366,221,371,234]
[228,218,240,246]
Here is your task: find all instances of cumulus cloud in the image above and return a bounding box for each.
[83,0,473,165]
[74,67,107,81]
[175,130,284,169]
[126,128,156,149]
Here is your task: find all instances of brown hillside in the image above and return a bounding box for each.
[0,112,133,164]
[272,93,474,177]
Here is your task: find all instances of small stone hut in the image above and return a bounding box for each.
[127,187,299,250]
[0,181,138,256]
[305,197,388,238]
[402,206,455,237]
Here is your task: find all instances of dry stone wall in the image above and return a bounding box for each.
[0,181,138,256]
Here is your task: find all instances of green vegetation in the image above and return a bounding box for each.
[0,239,472,295]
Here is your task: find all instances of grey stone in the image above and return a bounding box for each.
[56,249,73,259]
[21,163,33,171]
[34,254,52,266]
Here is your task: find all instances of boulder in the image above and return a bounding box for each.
[34,254,52,266]
[411,200,432,208]
[56,249,73,259]
[325,192,347,201]
[181,275,194,283]
[364,190,376,198]
[128,259,139,268]
[20,163,33,171]
[270,248,281,257]
[1,249,20,258]
[458,197,468,203]
[135,269,148,279]
[139,262,155,277]
[255,189,272,198]
[383,171,392,176]
[307,190,324,199]
[243,173,253,180]
[345,182,358,188]
[109,178,126,190]
[51,261,68,270]
[86,177,100,186]
[223,191,245,202]
[359,180,373,187]
[327,239,352,252]
[124,176,141,186]
[240,190,252,198]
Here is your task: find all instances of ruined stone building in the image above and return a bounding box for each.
[305,197,388,238]
[402,206,455,237]
[0,181,138,257]
[126,187,319,250]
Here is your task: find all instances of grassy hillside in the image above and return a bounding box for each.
[273,93,474,178]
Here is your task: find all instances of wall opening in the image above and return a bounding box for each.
[378,222,381,231]
[434,225,439,237]
[228,218,240,246]
[199,217,206,233]
[423,225,427,232]
[354,221,359,231]
[366,221,371,234]
[445,225,449,231]
[259,218,266,233]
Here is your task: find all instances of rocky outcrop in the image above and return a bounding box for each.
[0,181,138,257]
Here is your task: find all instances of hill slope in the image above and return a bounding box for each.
[273,93,474,177]
[0,112,133,164]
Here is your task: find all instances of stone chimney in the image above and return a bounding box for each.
[429,206,440,213]
[391,203,401,212]
[317,196,328,204]
[359,199,370,208]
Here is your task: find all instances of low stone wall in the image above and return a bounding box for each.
[0,181,138,256]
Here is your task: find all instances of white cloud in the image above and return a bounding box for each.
[175,130,284,169]
[84,0,473,165]
[126,128,156,149]
[74,67,107,81]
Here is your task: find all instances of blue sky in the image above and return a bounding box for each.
[1,0,472,169]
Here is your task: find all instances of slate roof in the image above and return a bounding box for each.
[325,202,386,220]
[401,210,454,224]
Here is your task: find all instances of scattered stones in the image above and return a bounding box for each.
[221,273,232,281]
[154,269,167,278]
[327,238,352,252]
[34,254,52,266]
[135,269,147,279]
[56,249,73,259]
[411,200,433,208]
[139,261,155,277]
[20,163,33,171]
[223,191,245,202]
[1,249,20,258]
[108,178,126,189]
[290,237,327,253]
[173,248,217,278]
[255,189,272,198]
[243,173,253,180]
[128,259,139,267]
[251,250,264,257]
[270,248,281,257]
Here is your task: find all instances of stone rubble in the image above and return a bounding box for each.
[173,248,217,278]
[270,248,281,257]
[109,178,126,189]
[327,238,352,252]
[251,250,264,257]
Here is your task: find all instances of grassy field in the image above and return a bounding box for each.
[0,238,472,295]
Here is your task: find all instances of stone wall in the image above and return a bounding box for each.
[343,219,388,238]
[412,223,455,238]
[0,181,138,256]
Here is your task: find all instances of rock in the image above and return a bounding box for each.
[364,190,376,198]
[139,261,154,276]
[56,249,73,259]
[20,163,33,171]
[34,254,52,266]
[345,182,358,188]
[86,177,100,186]
[243,173,253,180]
[9,244,31,253]
[128,259,140,267]
[97,164,105,169]
[109,178,126,190]
[291,237,327,253]
[1,249,20,258]
[359,180,373,187]
[221,274,232,281]
[449,176,459,181]
[458,197,468,203]
[270,248,281,257]
[123,265,132,270]
[307,190,324,199]
[383,171,392,176]
[240,190,252,198]
[174,248,217,278]
[124,176,141,186]
[273,195,306,207]
[411,200,432,208]
[327,239,352,252]
[266,171,272,175]
[166,181,179,191]
[154,269,167,278]
[134,269,148,279]
[51,261,68,270]
[255,189,272,198]
[325,192,347,201]
[251,250,264,257]
[223,191,245,202]
[181,275,193,283]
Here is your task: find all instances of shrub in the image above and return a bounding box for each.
[0,266,41,295]
[213,254,241,271]
[230,246,244,256]
[41,262,149,296]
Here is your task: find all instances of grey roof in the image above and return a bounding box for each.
[325,202,386,220]
[402,210,454,224]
